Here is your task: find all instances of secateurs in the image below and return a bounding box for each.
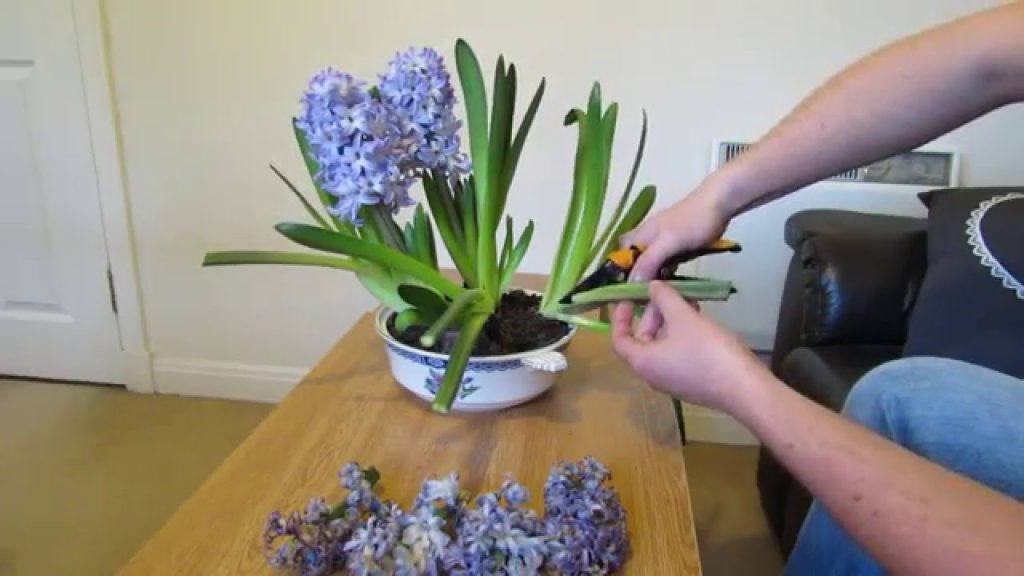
[559,239,742,304]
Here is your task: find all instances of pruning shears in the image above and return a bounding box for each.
[560,239,742,304]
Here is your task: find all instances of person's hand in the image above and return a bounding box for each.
[621,183,732,282]
[610,281,767,413]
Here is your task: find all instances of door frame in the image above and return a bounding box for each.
[70,0,153,392]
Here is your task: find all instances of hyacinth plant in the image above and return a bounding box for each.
[263,457,628,575]
[203,40,734,414]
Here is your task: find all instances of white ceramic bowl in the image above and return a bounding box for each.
[374,307,578,412]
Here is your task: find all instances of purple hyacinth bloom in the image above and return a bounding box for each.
[296,69,413,226]
[543,457,629,574]
[377,47,469,177]
[446,490,548,575]
[294,48,467,228]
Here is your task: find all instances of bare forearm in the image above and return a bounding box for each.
[712,1,1024,215]
[729,371,1024,575]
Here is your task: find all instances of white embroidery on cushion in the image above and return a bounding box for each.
[965,193,1024,301]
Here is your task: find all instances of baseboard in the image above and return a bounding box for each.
[682,402,759,446]
[152,357,308,403]
[121,350,155,393]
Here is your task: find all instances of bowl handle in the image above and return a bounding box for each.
[522,351,568,373]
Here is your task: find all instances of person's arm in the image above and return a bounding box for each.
[718,0,1024,214]
[625,1,1024,280]
[611,283,1024,576]
[736,367,1024,576]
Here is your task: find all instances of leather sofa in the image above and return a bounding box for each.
[756,208,929,556]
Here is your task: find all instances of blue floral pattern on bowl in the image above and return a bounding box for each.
[386,342,522,372]
[424,369,480,400]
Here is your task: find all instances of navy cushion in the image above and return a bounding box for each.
[903,188,1024,378]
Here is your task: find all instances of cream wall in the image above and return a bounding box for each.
[103,0,1024,398]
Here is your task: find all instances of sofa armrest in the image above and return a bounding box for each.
[771,210,928,376]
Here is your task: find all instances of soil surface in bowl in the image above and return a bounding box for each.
[388,290,570,356]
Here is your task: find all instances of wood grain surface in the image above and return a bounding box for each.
[120,306,701,574]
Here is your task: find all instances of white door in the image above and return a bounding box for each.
[0,0,126,383]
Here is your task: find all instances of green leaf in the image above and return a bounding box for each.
[488,57,513,208]
[499,216,514,274]
[202,250,364,272]
[268,164,332,230]
[274,223,462,299]
[397,284,448,320]
[589,110,647,265]
[292,120,355,235]
[542,83,607,310]
[431,312,490,413]
[455,40,497,293]
[599,185,656,259]
[459,178,478,266]
[365,203,406,253]
[500,219,534,293]
[455,40,490,196]
[356,264,409,312]
[422,173,475,286]
[415,204,438,270]
[420,289,488,349]
[501,77,544,198]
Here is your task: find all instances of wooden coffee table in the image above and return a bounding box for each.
[120,314,702,574]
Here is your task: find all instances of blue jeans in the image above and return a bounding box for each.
[785,357,1024,576]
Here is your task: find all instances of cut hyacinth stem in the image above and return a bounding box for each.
[431,312,489,414]
[275,223,463,299]
[545,311,610,333]
[568,279,736,308]
[419,289,486,348]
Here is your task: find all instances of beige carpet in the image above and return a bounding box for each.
[0,378,781,575]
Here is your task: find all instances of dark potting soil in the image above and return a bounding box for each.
[388,290,570,356]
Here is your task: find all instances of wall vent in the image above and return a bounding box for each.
[712,141,959,187]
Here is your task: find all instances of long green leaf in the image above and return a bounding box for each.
[499,216,514,274]
[422,174,475,285]
[356,264,409,312]
[274,223,462,299]
[542,84,607,309]
[292,120,355,235]
[202,250,364,272]
[501,78,545,198]
[500,219,534,293]
[542,108,590,310]
[415,205,438,270]
[455,40,490,195]
[455,40,497,294]
[420,289,487,348]
[268,164,331,229]
[365,203,406,253]
[459,178,478,266]
[431,312,489,414]
[488,57,512,206]
[589,110,648,265]
[599,185,657,259]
